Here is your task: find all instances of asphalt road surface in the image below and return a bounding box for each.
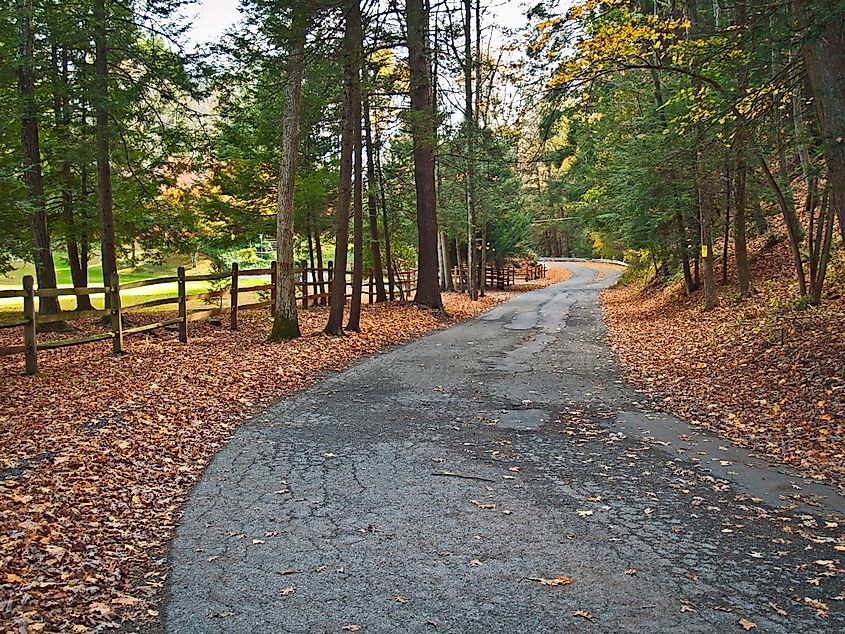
[164,263,844,633]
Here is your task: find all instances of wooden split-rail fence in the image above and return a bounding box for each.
[0,262,419,375]
[451,263,547,290]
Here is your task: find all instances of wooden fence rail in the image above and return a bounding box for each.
[451,263,546,290]
[1,262,538,375]
[0,262,418,375]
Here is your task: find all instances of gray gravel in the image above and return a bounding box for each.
[163,263,844,633]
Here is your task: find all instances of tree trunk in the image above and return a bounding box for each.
[79,105,92,287]
[731,4,752,296]
[270,11,310,341]
[837,193,845,244]
[346,0,364,331]
[455,238,465,292]
[306,216,316,273]
[808,190,835,305]
[363,84,386,302]
[693,255,700,289]
[440,230,453,291]
[803,2,845,244]
[374,117,395,300]
[463,0,478,301]
[407,0,444,310]
[437,231,446,291]
[475,0,485,299]
[432,19,450,294]
[94,0,117,294]
[685,0,717,309]
[698,176,718,309]
[315,225,326,305]
[51,44,92,311]
[480,222,487,296]
[325,2,356,334]
[16,0,61,317]
[734,137,752,295]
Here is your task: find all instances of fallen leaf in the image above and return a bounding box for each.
[768,602,788,617]
[342,625,361,632]
[738,618,757,631]
[572,610,593,621]
[528,575,572,586]
[804,597,829,613]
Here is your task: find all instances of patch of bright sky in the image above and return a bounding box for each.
[185,0,537,48]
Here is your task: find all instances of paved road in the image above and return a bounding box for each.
[164,263,844,633]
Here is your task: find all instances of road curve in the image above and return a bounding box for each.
[163,263,844,633]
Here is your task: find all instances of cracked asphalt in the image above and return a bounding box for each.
[164,263,844,633]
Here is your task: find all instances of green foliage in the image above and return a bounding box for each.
[0,0,205,274]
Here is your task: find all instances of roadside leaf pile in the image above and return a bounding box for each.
[602,241,845,490]
[0,273,568,632]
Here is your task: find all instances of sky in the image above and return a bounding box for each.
[185,0,536,47]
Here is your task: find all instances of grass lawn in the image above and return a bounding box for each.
[0,254,209,289]
[0,255,273,317]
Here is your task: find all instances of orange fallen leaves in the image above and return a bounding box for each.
[602,240,845,491]
[0,286,552,631]
[526,575,572,587]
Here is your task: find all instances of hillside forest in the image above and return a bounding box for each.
[1,0,844,328]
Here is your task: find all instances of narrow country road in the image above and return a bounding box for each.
[164,263,844,633]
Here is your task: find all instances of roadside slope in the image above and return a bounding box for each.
[602,241,845,490]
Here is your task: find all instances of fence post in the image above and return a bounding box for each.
[230,262,239,330]
[177,266,188,343]
[270,261,278,316]
[22,276,37,375]
[368,270,373,304]
[110,271,124,353]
